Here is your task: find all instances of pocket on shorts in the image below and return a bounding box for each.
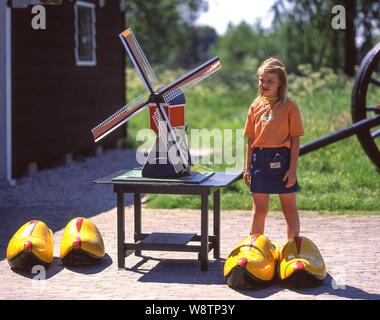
[264,153,288,178]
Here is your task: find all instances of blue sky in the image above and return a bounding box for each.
[196,0,276,35]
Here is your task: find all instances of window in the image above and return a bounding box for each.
[74,1,96,66]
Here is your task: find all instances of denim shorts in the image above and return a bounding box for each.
[250,147,299,194]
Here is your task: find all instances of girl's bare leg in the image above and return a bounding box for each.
[250,193,270,235]
[279,192,300,239]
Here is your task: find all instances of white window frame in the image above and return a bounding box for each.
[74,1,96,66]
[1,2,15,185]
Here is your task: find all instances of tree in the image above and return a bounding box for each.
[271,0,346,73]
[209,20,282,87]
[124,0,209,68]
[344,0,357,77]
[271,0,380,77]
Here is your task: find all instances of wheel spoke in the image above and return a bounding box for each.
[372,128,380,139]
[366,105,380,113]
[370,78,380,86]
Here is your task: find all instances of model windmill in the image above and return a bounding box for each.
[91,28,221,179]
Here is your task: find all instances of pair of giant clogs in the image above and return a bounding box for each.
[224,234,326,289]
[6,218,105,272]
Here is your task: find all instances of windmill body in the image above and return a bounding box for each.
[91,28,221,179]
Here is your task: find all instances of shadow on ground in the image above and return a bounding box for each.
[9,253,113,280]
[128,256,380,300]
[0,148,139,261]
[234,273,380,300]
[132,256,227,285]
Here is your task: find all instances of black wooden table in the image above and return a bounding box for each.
[94,170,242,271]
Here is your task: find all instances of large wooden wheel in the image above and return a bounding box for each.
[351,42,380,168]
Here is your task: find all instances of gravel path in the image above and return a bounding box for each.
[1,147,379,300]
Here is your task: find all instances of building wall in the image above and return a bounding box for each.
[11,0,126,177]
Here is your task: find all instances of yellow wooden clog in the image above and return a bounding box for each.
[224,234,280,289]
[7,220,53,271]
[60,217,105,266]
[278,236,326,287]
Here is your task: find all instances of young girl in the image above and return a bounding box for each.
[243,57,304,240]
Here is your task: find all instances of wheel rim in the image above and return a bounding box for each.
[351,42,380,169]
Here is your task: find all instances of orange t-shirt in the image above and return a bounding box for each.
[243,96,304,149]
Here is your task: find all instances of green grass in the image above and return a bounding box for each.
[124,65,380,214]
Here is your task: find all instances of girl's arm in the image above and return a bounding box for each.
[283,136,300,188]
[243,137,254,187]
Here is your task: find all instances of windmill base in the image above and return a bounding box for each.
[111,168,214,183]
[142,159,189,178]
[141,131,190,179]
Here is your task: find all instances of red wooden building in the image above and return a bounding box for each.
[0,0,126,184]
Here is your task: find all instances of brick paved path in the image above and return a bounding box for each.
[1,148,379,300]
[1,206,380,300]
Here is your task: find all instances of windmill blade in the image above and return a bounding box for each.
[155,103,189,171]
[92,95,147,143]
[119,28,159,94]
[151,108,188,174]
[158,56,221,103]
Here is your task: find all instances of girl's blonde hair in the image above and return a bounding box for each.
[257,57,288,105]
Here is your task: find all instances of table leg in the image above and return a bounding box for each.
[134,193,142,256]
[117,191,125,269]
[213,189,220,259]
[200,193,209,271]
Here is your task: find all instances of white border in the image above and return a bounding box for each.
[74,1,97,66]
[0,3,15,186]
[6,6,15,185]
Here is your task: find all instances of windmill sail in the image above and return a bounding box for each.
[119,28,159,93]
[147,108,189,175]
[91,95,146,142]
[159,56,221,103]
[155,102,189,170]
[91,28,221,179]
